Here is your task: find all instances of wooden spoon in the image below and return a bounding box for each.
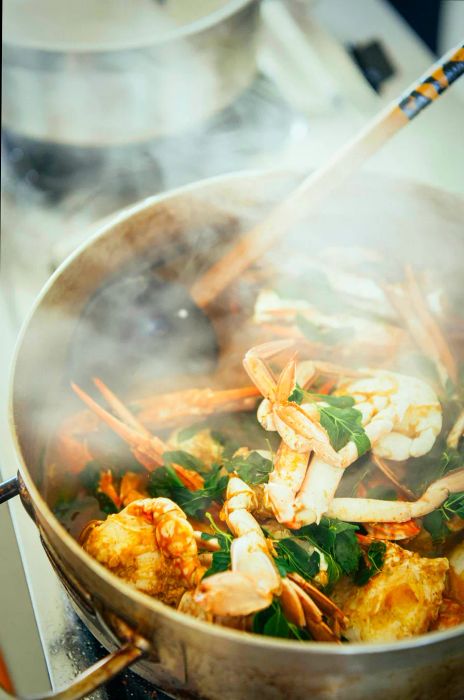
[190,44,464,309]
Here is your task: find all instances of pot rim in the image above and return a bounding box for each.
[3,0,257,54]
[9,167,464,657]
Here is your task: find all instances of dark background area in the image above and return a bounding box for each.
[387,0,442,54]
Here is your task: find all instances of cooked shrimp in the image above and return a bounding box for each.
[80,497,204,606]
[52,410,99,474]
[97,470,147,510]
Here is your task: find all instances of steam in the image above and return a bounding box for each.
[4,3,463,514]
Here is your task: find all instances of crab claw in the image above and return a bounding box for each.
[194,571,273,616]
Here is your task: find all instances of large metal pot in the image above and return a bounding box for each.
[2,0,259,146]
[2,171,464,700]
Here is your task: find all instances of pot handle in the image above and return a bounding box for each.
[0,476,20,504]
[0,476,150,698]
[1,641,146,700]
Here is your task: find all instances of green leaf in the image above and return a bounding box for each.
[288,385,304,405]
[404,440,460,495]
[79,461,101,492]
[423,492,464,542]
[274,271,337,313]
[209,428,243,462]
[442,492,464,520]
[297,314,354,346]
[287,384,370,456]
[95,492,120,515]
[296,517,361,586]
[313,394,355,408]
[333,529,362,575]
[148,464,227,518]
[274,539,320,580]
[225,451,273,485]
[319,405,371,456]
[176,422,207,442]
[201,515,233,578]
[422,509,450,542]
[440,448,463,474]
[202,550,232,577]
[288,383,355,409]
[354,541,386,586]
[78,461,120,514]
[252,601,309,640]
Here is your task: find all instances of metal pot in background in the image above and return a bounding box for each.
[2,0,259,146]
[2,0,260,203]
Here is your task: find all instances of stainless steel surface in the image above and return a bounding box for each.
[7,169,464,700]
[2,0,259,145]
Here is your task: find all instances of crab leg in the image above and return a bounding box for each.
[93,377,150,435]
[244,343,385,525]
[136,386,260,428]
[195,477,342,639]
[71,382,203,489]
[290,411,394,526]
[404,265,457,385]
[327,468,464,522]
[265,443,310,524]
[195,477,281,616]
[287,573,347,625]
[279,577,306,626]
[287,579,341,642]
[383,267,456,389]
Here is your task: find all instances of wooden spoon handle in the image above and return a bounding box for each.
[190,45,464,309]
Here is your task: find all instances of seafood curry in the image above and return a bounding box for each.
[47,253,464,644]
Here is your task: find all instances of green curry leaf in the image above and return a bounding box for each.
[148,464,227,518]
[287,385,370,457]
[225,451,273,485]
[319,405,371,457]
[201,515,233,578]
[252,600,310,640]
[274,539,320,581]
[354,541,387,586]
[295,517,361,586]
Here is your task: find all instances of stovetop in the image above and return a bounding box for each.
[1,1,463,698]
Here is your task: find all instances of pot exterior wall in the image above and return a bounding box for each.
[2,2,259,145]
